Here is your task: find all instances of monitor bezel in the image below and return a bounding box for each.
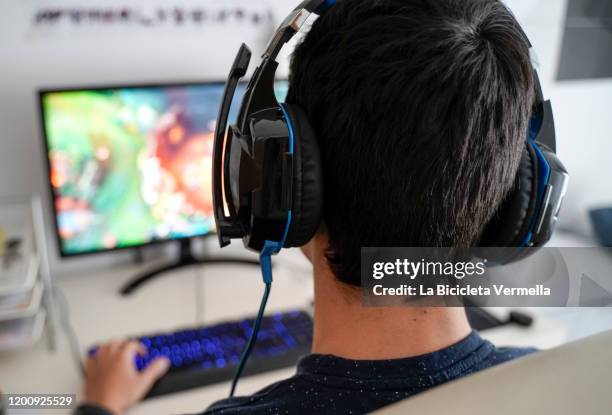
[38,80,257,258]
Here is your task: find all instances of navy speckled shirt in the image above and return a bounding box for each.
[75,331,535,415]
[202,331,536,414]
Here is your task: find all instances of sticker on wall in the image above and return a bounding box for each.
[26,0,274,37]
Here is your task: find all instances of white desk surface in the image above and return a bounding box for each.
[1,247,610,415]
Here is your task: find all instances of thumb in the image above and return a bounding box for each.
[141,357,171,385]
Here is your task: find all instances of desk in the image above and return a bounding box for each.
[0,246,604,415]
[1,248,315,414]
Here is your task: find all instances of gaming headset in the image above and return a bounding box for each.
[213,0,569,396]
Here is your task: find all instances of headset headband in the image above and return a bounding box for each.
[241,0,549,143]
[263,0,333,60]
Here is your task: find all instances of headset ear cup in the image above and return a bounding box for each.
[281,104,324,247]
[480,144,538,247]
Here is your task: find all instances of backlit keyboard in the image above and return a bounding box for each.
[88,310,313,397]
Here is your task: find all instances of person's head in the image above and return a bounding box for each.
[287,0,535,285]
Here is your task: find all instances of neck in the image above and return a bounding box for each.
[310,249,472,360]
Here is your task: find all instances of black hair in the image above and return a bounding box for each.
[286,0,535,285]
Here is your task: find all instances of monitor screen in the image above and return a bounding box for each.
[40,81,289,256]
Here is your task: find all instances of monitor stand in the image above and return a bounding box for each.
[119,239,259,296]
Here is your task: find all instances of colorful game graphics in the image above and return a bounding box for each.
[42,86,219,254]
[41,82,288,256]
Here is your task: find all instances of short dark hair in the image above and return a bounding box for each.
[287,0,535,285]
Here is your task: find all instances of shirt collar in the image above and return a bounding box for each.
[297,330,492,379]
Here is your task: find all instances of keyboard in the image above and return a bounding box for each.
[89,310,313,398]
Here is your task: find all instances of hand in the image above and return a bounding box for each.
[84,340,170,415]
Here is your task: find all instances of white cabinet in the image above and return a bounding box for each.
[0,196,56,352]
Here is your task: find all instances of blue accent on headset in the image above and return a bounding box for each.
[314,0,336,15]
[257,104,296,282]
[261,210,293,254]
[260,211,291,283]
[280,210,293,245]
[279,104,295,155]
[521,115,552,246]
[259,249,274,284]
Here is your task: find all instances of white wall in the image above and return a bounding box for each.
[0,0,610,275]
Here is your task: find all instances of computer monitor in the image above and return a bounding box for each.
[39,81,289,257]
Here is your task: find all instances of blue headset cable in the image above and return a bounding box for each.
[228,245,277,397]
